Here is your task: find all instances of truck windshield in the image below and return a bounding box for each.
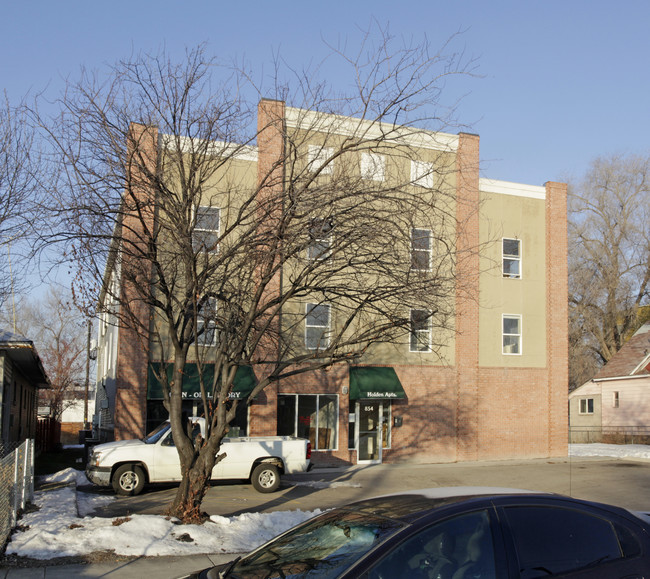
[143,422,170,444]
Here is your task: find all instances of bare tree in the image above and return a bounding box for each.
[0,97,40,311]
[0,287,87,419]
[38,30,479,520]
[568,153,650,389]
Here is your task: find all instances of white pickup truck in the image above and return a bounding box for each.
[86,418,312,496]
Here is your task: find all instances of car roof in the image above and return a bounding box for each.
[340,487,550,523]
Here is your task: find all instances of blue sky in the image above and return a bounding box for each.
[2,1,649,187]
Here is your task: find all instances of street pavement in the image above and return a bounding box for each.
[3,455,650,577]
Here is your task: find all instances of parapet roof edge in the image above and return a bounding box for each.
[161,133,258,162]
[285,107,459,153]
[479,178,546,200]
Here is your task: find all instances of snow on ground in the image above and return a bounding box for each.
[7,468,321,560]
[7,443,650,560]
[570,443,650,460]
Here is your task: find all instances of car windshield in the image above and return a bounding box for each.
[142,421,170,444]
[228,509,404,578]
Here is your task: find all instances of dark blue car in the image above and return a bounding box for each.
[184,487,650,578]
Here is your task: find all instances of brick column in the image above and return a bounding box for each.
[249,99,286,433]
[455,132,480,461]
[545,181,569,456]
[114,123,158,440]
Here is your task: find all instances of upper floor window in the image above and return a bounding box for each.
[503,238,521,278]
[360,152,385,182]
[411,228,432,271]
[502,314,521,355]
[613,391,619,408]
[410,160,434,188]
[579,398,594,414]
[308,218,333,261]
[197,297,217,346]
[193,206,220,253]
[308,144,334,175]
[410,309,431,352]
[305,303,330,350]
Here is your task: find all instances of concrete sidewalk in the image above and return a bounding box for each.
[0,553,232,578]
[3,456,650,578]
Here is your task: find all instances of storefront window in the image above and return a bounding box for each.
[277,394,338,450]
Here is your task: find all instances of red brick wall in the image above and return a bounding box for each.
[545,181,569,456]
[387,365,457,463]
[248,99,286,435]
[114,123,158,440]
[476,368,552,459]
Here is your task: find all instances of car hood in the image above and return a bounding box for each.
[91,439,146,454]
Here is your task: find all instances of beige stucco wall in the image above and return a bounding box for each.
[148,147,258,361]
[479,191,547,368]
[282,119,459,367]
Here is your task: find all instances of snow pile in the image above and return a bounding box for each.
[570,443,650,460]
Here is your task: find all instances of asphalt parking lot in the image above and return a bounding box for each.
[83,455,650,519]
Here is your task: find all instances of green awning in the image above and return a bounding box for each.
[349,366,406,400]
[147,363,257,401]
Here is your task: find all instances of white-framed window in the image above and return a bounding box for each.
[503,238,521,278]
[613,391,619,408]
[305,303,330,350]
[579,398,594,414]
[277,394,338,450]
[410,309,432,352]
[502,314,522,355]
[197,297,218,346]
[360,152,385,181]
[410,159,434,188]
[193,206,220,253]
[308,218,333,261]
[411,228,432,271]
[307,144,334,175]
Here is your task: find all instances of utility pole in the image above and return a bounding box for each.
[84,318,92,430]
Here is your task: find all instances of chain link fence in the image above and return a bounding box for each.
[0,439,34,551]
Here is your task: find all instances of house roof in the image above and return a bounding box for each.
[0,328,50,388]
[593,323,650,381]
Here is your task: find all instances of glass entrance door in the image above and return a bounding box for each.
[358,401,381,462]
[357,400,392,463]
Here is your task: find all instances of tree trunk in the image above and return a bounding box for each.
[165,452,216,522]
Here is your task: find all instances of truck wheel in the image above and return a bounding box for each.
[251,463,280,493]
[112,464,146,496]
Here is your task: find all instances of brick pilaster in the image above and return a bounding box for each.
[114,123,158,440]
[251,99,286,431]
[455,132,480,461]
[545,181,569,456]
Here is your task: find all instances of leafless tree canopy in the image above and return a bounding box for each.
[38,29,479,520]
[0,288,87,420]
[568,153,650,389]
[0,98,40,308]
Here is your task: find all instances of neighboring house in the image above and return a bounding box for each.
[0,329,50,447]
[569,323,650,442]
[93,99,568,466]
[57,385,96,445]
